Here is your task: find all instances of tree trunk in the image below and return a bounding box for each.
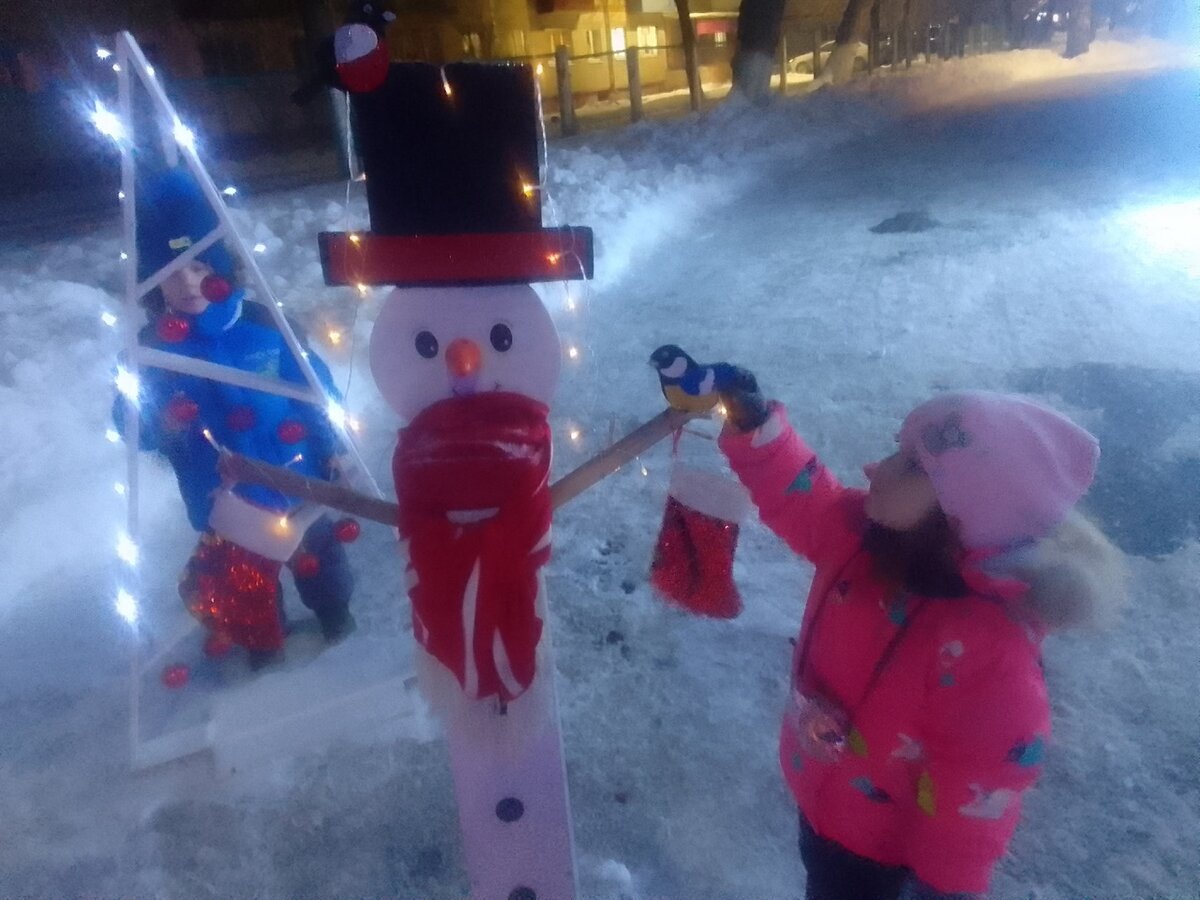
[732,0,788,101]
[822,0,876,83]
[674,0,705,110]
[1064,0,1094,56]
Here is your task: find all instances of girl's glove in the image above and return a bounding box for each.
[717,366,771,433]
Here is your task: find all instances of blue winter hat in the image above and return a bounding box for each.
[135,167,235,282]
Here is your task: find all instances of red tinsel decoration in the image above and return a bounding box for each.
[650,495,743,619]
[179,534,285,653]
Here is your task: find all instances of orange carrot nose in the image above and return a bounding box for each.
[445,338,482,378]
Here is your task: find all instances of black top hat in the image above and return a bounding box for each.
[318,62,593,288]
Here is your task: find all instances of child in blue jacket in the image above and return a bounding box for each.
[114,168,354,664]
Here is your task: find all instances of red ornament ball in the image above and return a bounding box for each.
[276,420,308,444]
[156,315,191,344]
[227,406,257,432]
[293,552,321,579]
[203,632,233,658]
[201,274,233,303]
[164,394,199,427]
[333,518,361,543]
[161,664,190,689]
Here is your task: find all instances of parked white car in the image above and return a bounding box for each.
[786,40,868,75]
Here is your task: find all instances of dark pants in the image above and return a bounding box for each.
[288,516,354,635]
[799,814,977,900]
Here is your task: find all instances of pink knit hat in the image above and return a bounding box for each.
[898,391,1099,550]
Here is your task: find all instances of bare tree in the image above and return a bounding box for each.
[823,0,876,82]
[731,0,788,101]
[1064,0,1094,56]
[674,0,705,109]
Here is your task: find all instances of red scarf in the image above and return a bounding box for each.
[393,393,552,702]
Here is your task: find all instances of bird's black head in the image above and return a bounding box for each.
[344,0,396,36]
[649,343,690,370]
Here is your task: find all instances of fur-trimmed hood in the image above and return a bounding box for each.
[986,510,1129,631]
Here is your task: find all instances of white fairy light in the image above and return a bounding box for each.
[146,65,155,77]
[115,589,139,625]
[568,427,581,443]
[115,366,140,406]
[91,101,125,141]
[356,283,369,298]
[119,251,128,260]
[105,428,121,444]
[112,63,121,73]
[96,47,113,60]
[327,329,343,346]
[253,243,267,254]
[326,400,347,429]
[116,532,139,567]
[101,311,118,327]
[640,464,649,477]
[567,345,580,360]
[117,190,125,200]
[172,119,196,150]
[222,185,238,196]
[114,482,127,496]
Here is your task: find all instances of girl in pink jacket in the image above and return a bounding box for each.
[716,376,1126,899]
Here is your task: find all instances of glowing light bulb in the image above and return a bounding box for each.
[91,101,125,141]
[105,428,120,444]
[115,366,139,405]
[441,70,453,96]
[96,47,113,60]
[349,233,362,244]
[147,65,155,77]
[715,402,729,419]
[101,311,118,327]
[567,345,579,360]
[172,119,195,149]
[112,63,121,73]
[536,63,545,75]
[116,532,139,566]
[569,427,581,443]
[275,516,291,536]
[327,329,343,346]
[222,185,238,196]
[276,301,284,308]
[114,482,127,496]
[547,252,562,265]
[117,190,125,200]
[641,464,649,477]
[348,417,362,433]
[119,251,128,260]
[115,589,139,624]
[253,243,267,254]
[327,401,347,429]
[565,295,577,312]
[356,283,369,298]
[522,183,536,198]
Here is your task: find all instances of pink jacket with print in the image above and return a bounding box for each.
[719,404,1051,895]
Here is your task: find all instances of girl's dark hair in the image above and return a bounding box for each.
[862,508,969,598]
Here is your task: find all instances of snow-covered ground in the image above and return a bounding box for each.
[1,38,1198,898]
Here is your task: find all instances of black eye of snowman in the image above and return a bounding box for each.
[415,330,439,359]
[490,323,513,352]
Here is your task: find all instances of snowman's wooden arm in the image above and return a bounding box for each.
[217,407,700,525]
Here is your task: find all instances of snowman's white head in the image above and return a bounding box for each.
[369,284,561,422]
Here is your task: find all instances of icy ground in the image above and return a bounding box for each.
[0,39,1198,898]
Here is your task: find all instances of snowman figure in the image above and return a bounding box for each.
[320,60,594,900]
